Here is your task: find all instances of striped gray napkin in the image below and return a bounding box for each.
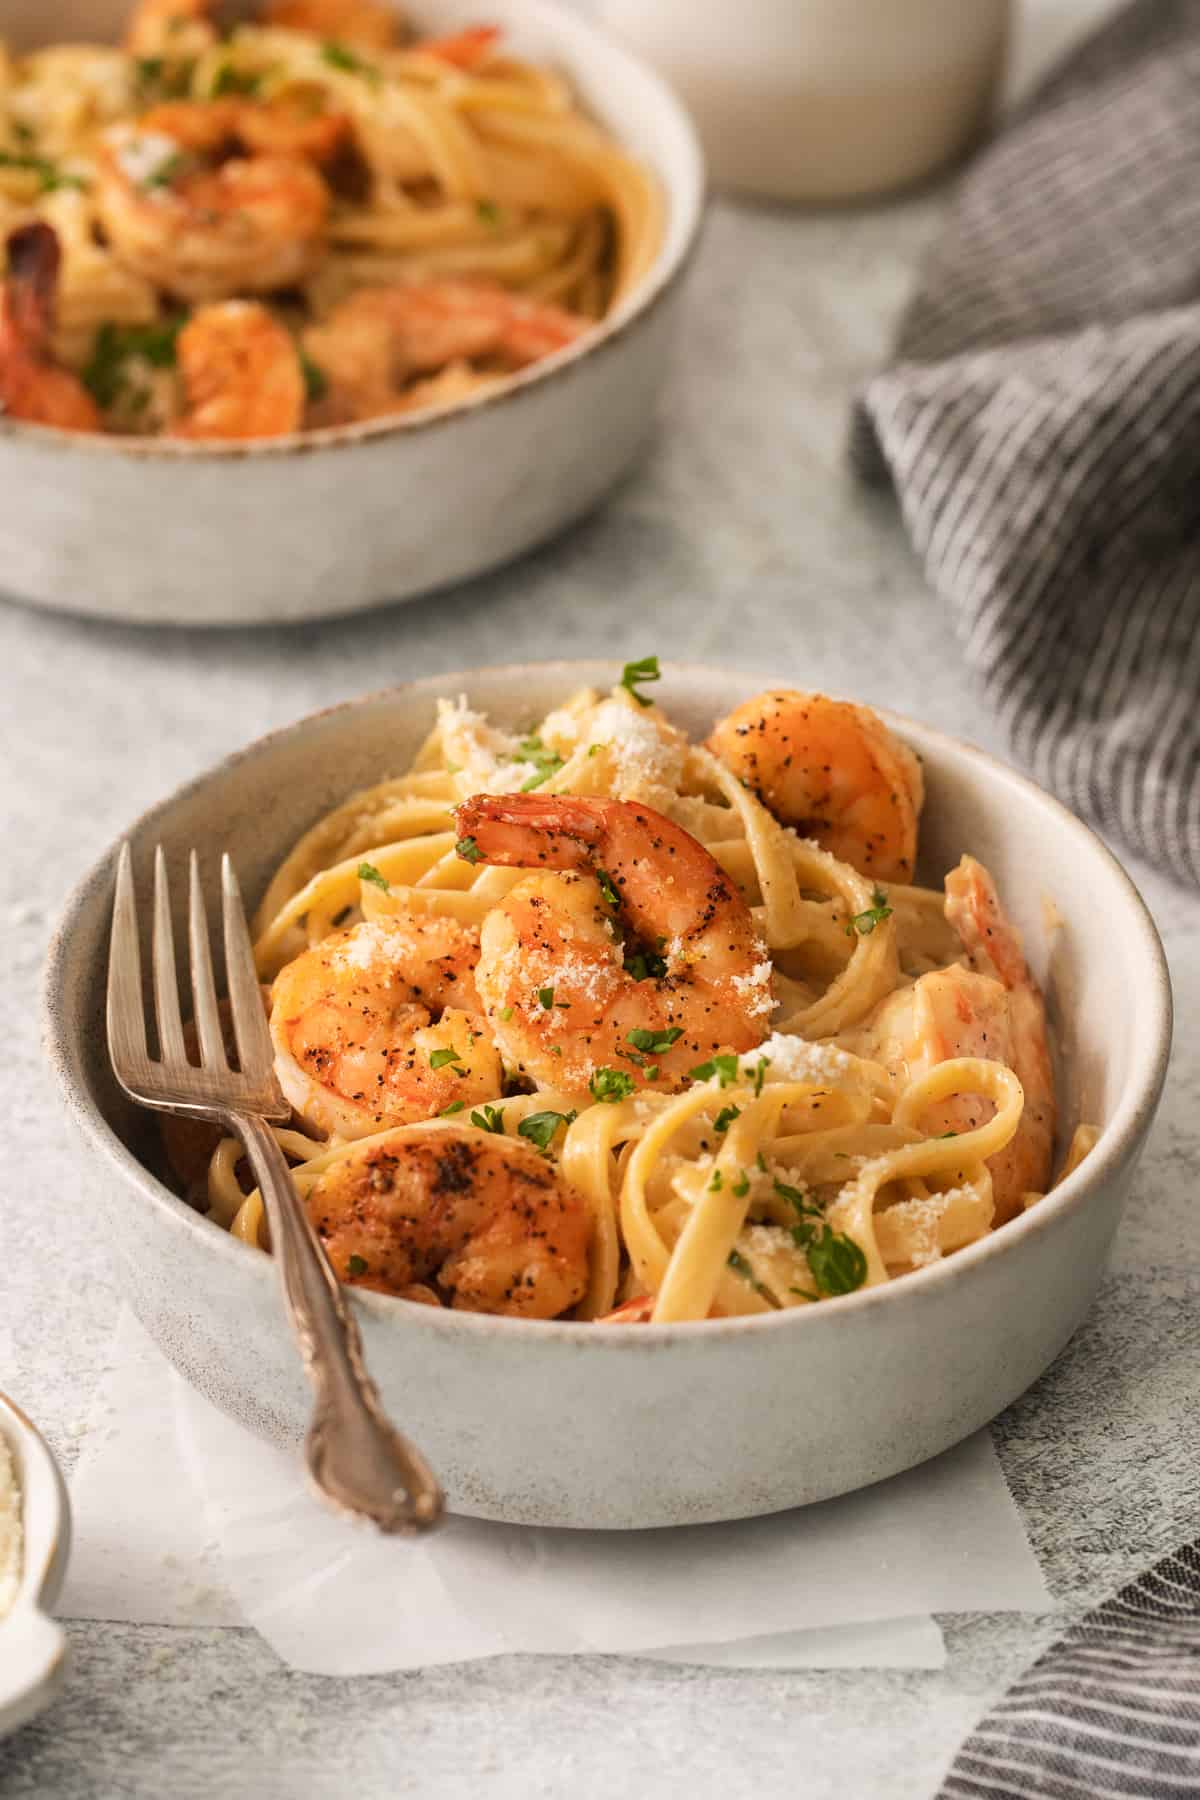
[939,1541,1200,1798]
[853,0,1200,889]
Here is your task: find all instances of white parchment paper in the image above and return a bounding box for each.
[58,1312,1049,1672]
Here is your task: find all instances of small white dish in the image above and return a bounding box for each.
[0,0,703,627]
[0,1394,70,1742]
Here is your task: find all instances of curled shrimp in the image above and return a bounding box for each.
[270,913,502,1139]
[0,224,100,432]
[138,97,349,166]
[707,690,925,883]
[172,300,305,439]
[125,0,217,57]
[945,854,1055,1211]
[301,281,587,422]
[418,26,502,67]
[454,793,773,1096]
[849,855,1054,1222]
[304,1123,591,1317]
[95,116,330,303]
[263,0,400,47]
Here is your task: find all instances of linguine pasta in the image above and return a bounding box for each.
[168,666,1097,1325]
[0,0,662,436]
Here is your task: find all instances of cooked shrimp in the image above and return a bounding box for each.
[270,914,502,1139]
[305,1123,591,1317]
[454,794,773,1095]
[419,26,501,67]
[95,121,330,302]
[301,281,586,422]
[849,856,1054,1222]
[125,0,216,57]
[945,854,1055,1211]
[0,224,100,432]
[172,300,305,439]
[707,690,925,882]
[263,0,400,47]
[138,97,349,165]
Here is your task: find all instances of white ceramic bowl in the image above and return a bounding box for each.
[43,663,1172,1528]
[0,1395,70,1742]
[0,2,703,628]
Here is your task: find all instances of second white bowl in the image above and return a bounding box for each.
[0,0,703,627]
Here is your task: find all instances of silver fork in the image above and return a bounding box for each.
[107,843,444,1535]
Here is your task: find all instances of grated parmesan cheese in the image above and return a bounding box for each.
[109,127,179,189]
[0,1436,22,1620]
[585,698,688,800]
[742,1032,852,1086]
[330,920,393,971]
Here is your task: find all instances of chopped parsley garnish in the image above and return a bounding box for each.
[727,1250,773,1301]
[476,198,503,226]
[300,350,328,404]
[626,1026,682,1056]
[731,1170,750,1198]
[619,655,661,708]
[357,861,389,892]
[751,1055,770,1097]
[211,62,263,97]
[499,1006,513,1021]
[455,836,483,864]
[713,1104,741,1134]
[516,732,564,792]
[346,1254,368,1276]
[690,1053,739,1087]
[134,53,197,98]
[937,1129,958,1139]
[321,39,380,80]
[589,1067,635,1104]
[708,1168,723,1191]
[517,1109,577,1151]
[438,1100,465,1116]
[429,1046,462,1071]
[806,1226,868,1296]
[470,1104,505,1134]
[845,888,893,938]
[624,947,668,981]
[538,986,555,1010]
[774,1176,821,1219]
[143,149,188,190]
[596,867,621,910]
[756,1151,768,1172]
[0,150,87,193]
[82,317,185,411]
[789,1286,819,1303]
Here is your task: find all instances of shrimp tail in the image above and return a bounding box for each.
[455,793,602,871]
[3,222,61,350]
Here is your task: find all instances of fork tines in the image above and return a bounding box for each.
[107,844,288,1119]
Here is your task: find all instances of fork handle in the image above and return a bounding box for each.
[236,1115,444,1534]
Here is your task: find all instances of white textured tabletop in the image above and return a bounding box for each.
[5,3,1196,1796]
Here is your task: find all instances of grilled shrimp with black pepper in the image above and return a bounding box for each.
[453,793,775,1097]
[706,690,925,882]
[305,1123,592,1316]
[269,913,502,1139]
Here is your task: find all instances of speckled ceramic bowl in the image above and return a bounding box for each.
[0,1,703,627]
[43,664,1172,1528]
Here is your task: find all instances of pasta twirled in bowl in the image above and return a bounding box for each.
[0,0,662,438]
[166,663,1097,1324]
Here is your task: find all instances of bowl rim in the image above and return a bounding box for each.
[43,659,1174,1349]
[0,0,705,464]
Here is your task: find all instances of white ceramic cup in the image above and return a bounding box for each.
[597,0,1012,202]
